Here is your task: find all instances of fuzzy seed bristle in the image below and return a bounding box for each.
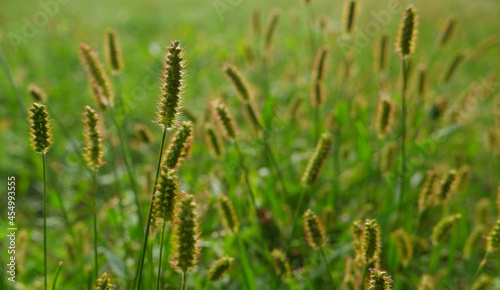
[95,272,116,289]
[395,6,418,57]
[418,169,438,213]
[391,229,413,267]
[217,194,239,235]
[171,193,200,273]
[437,15,457,47]
[486,217,500,252]
[270,249,292,278]
[431,214,462,245]
[222,63,253,102]
[375,96,396,138]
[310,45,330,108]
[152,167,179,226]
[470,274,492,290]
[156,41,185,130]
[82,106,105,171]
[213,100,238,140]
[435,169,458,203]
[362,219,382,268]
[27,83,47,103]
[374,34,389,73]
[207,255,234,281]
[27,103,53,154]
[163,121,194,169]
[104,28,124,73]
[79,43,115,109]
[342,1,359,34]
[301,132,332,186]
[303,209,327,249]
[367,268,393,290]
[204,123,224,158]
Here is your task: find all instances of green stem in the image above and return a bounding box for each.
[287,187,306,248]
[43,153,48,290]
[134,129,168,289]
[52,261,63,290]
[470,251,490,287]
[428,244,441,274]
[181,272,188,290]
[93,170,98,279]
[319,248,335,288]
[233,139,258,215]
[262,137,289,197]
[0,46,26,117]
[399,57,408,225]
[156,223,168,290]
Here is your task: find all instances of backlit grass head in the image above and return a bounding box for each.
[104,28,124,73]
[28,83,47,103]
[263,9,280,53]
[391,229,413,267]
[437,15,457,47]
[156,40,185,130]
[213,100,238,140]
[486,217,500,252]
[79,43,114,109]
[270,249,292,278]
[217,194,239,235]
[435,169,458,203]
[301,132,332,186]
[431,214,461,245]
[375,96,395,138]
[204,123,224,158]
[207,255,234,281]
[222,62,253,102]
[95,272,116,289]
[152,167,179,225]
[367,268,393,290]
[380,141,398,174]
[171,193,200,273]
[362,219,381,268]
[164,121,194,169]
[395,6,418,57]
[374,34,389,73]
[303,209,327,249]
[310,45,330,108]
[82,106,105,171]
[418,169,438,213]
[27,103,53,154]
[342,1,359,35]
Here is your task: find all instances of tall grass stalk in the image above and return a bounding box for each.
[52,261,63,290]
[319,247,335,287]
[155,223,168,290]
[43,154,48,290]
[233,139,258,217]
[399,57,408,222]
[93,171,98,278]
[134,129,167,288]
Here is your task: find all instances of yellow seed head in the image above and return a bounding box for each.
[82,106,105,171]
[395,6,418,57]
[303,209,327,249]
[27,103,53,154]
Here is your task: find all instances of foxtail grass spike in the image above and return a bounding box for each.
[171,193,200,273]
[104,28,124,73]
[207,256,234,281]
[464,226,486,259]
[395,6,418,57]
[418,169,438,213]
[79,43,114,109]
[28,83,47,103]
[251,9,261,36]
[367,268,393,290]
[28,103,53,154]
[204,123,223,157]
[164,121,194,169]
[270,249,292,278]
[438,15,457,47]
[391,229,413,267]
[222,63,253,102]
[375,34,389,73]
[303,209,327,249]
[95,272,116,289]
[431,214,462,245]
[443,53,465,83]
[486,217,500,252]
[217,194,239,235]
[310,46,330,108]
[82,106,105,171]
[375,96,395,138]
[156,41,185,130]
[470,274,492,290]
[417,274,435,290]
[362,219,382,268]
[342,1,359,34]
[133,123,154,145]
[417,64,427,96]
[435,169,458,203]
[263,9,280,53]
[475,198,492,227]
[213,100,238,140]
[301,132,333,186]
[242,101,262,134]
[152,167,179,226]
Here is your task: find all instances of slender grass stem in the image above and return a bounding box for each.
[42,153,48,290]
[134,129,167,289]
[469,251,490,287]
[233,138,258,215]
[287,187,306,247]
[0,46,26,117]
[319,248,335,288]
[262,136,289,197]
[155,222,168,290]
[93,170,98,279]
[181,271,188,290]
[52,261,63,290]
[399,57,408,225]
[113,74,125,115]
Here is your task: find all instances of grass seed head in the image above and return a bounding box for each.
[463,226,486,259]
[395,6,418,57]
[375,96,395,138]
[270,249,292,278]
[204,123,224,158]
[342,1,359,34]
[443,53,465,83]
[156,40,185,130]
[27,103,53,154]
[362,219,382,268]
[133,123,154,145]
[435,169,458,203]
[418,169,438,213]
[164,121,194,169]
[303,209,327,249]
[213,100,238,140]
[82,106,105,171]
[171,193,200,273]
[417,274,435,290]
[104,28,124,73]
[95,272,116,289]
[486,217,500,252]
[79,43,114,109]
[374,34,389,73]
[417,64,427,96]
[470,274,492,290]
[301,132,333,186]
[431,214,462,245]
[310,45,330,108]
[222,62,253,102]
[380,141,398,174]
[367,268,393,290]
[207,255,234,281]
[263,9,281,53]
[27,83,47,103]
[391,229,413,267]
[437,15,457,47]
[153,167,179,225]
[217,194,239,235]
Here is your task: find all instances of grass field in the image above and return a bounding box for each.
[1,0,500,289]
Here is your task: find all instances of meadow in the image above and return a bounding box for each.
[1,0,500,289]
